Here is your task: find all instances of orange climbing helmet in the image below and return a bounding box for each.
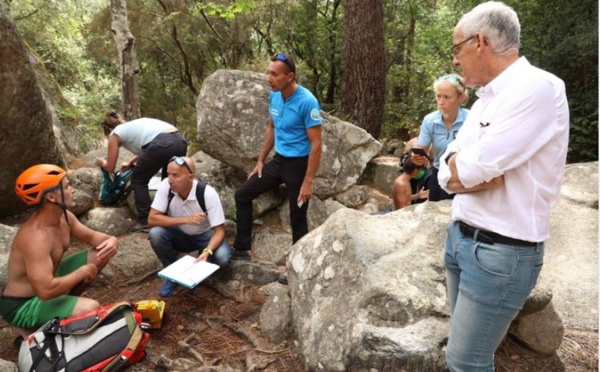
[15,164,67,206]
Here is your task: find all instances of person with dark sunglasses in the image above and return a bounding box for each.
[232,53,323,266]
[95,110,188,233]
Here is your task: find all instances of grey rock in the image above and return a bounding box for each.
[106,233,162,282]
[228,260,280,285]
[363,155,401,195]
[519,285,553,317]
[0,224,18,286]
[0,358,17,371]
[254,230,293,265]
[288,204,452,371]
[69,167,102,198]
[259,286,293,345]
[334,185,370,208]
[0,7,63,219]
[509,303,564,355]
[69,189,94,217]
[278,196,330,234]
[80,206,134,236]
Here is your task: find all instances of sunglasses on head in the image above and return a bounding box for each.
[274,53,295,74]
[436,75,465,89]
[169,156,193,174]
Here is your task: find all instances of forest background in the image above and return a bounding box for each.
[5,0,598,163]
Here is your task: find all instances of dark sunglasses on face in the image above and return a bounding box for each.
[169,156,193,174]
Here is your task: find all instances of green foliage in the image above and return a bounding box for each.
[507,0,598,163]
[5,0,596,163]
[8,0,119,147]
[192,1,257,20]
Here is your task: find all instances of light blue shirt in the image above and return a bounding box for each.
[418,107,468,168]
[111,118,176,155]
[269,85,322,157]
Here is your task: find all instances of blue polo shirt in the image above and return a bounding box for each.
[269,85,322,157]
[418,107,469,168]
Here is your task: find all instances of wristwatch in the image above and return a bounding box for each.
[445,151,457,165]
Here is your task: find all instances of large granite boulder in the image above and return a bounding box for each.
[0,5,63,218]
[196,69,382,198]
[0,224,18,286]
[288,204,451,371]
[285,161,598,370]
[538,161,598,331]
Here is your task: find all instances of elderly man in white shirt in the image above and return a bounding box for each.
[437,2,569,371]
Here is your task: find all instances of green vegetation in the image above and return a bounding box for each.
[4,0,597,162]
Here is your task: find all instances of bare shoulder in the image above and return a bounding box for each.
[12,219,53,255]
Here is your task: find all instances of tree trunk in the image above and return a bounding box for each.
[339,0,386,139]
[110,0,140,120]
[325,0,342,105]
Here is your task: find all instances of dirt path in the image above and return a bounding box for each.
[0,273,597,371]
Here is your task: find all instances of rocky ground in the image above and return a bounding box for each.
[0,270,597,371]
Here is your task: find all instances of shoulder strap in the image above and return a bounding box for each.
[166,179,206,214]
[166,189,175,214]
[195,180,206,213]
[54,301,134,335]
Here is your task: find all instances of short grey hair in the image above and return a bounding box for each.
[456,1,520,55]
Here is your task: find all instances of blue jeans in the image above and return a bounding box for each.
[444,221,544,372]
[149,226,232,269]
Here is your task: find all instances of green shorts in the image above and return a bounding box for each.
[0,250,88,328]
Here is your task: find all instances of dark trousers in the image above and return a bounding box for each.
[132,132,187,224]
[427,167,454,202]
[233,154,309,251]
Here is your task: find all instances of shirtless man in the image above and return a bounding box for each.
[392,158,429,209]
[0,164,118,337]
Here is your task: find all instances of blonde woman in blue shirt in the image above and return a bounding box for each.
[412,74,469,201]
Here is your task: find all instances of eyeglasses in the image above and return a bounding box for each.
[169,156,193,174]
[436,75,466,89]
[274,53,295,74]
[452,36,475,57]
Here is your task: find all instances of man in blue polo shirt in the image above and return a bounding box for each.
[232,53,323,267]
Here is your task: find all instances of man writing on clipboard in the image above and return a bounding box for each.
[148,156,232,297]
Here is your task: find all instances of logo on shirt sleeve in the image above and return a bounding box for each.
[310,108,321,121]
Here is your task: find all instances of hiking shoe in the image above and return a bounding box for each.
[128,222,150,233]
[232,250,252,261]
[159,280,178,297]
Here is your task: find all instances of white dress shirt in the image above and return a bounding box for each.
[438,57,569,242]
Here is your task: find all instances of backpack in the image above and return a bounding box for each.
[18,301,150,372]
[166,179,206,213]
[99,168,133,206]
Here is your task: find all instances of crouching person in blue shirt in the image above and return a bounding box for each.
[148,156,232,297]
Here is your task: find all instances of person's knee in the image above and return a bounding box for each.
[148,226,168,247]
[234,186,252,204]
[212,242,232,268]
[73,298,101,316]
